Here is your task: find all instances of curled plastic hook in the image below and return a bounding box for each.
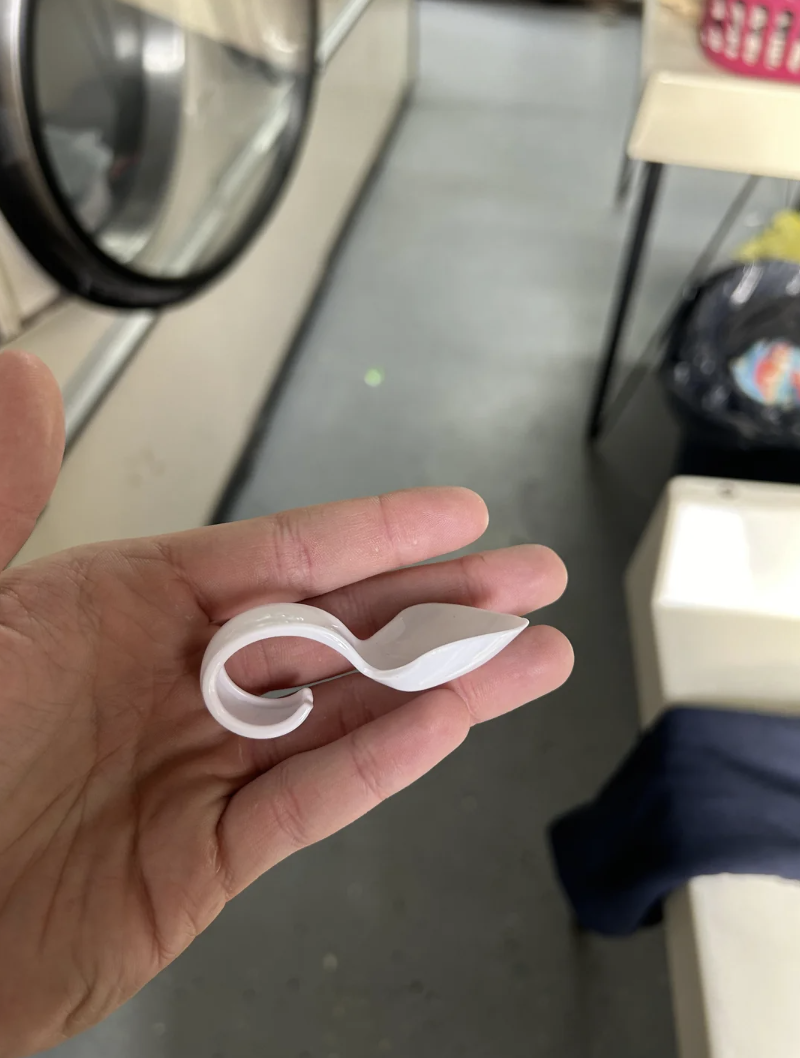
[201,602,528,739]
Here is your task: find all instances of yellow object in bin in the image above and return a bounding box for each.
[734,210,800,266]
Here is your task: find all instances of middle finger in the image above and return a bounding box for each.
[224,544,567,693]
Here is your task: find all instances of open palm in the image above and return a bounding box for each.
[0,352,572,1057]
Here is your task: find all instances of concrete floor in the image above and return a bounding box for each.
[53,3,797,1056]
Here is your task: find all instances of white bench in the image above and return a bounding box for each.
[626,476,800,1058]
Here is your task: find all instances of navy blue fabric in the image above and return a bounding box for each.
[549,707,800,937]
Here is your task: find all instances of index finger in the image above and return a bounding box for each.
[156,487,489,620]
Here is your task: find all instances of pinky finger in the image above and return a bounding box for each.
[219,689,470,897]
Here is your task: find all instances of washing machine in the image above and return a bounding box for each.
[0,0,320,307]
[0,0,415,559]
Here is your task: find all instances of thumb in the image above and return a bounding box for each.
[0,351,65,568]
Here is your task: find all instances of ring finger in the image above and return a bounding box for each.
[245,623,574,770]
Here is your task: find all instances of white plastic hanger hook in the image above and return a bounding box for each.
[201,603,529,739]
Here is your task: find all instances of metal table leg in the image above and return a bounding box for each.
[615,153,637,207]
[614,89,643,208]
[587,161,665,441]
[595,174,760,440]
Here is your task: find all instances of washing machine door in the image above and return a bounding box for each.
[0,0,318,309]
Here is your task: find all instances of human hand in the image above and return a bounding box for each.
[0,351,572,1056]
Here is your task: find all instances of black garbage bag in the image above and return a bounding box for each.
[661,260,800,451]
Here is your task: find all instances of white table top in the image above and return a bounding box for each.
[631,1,800,179]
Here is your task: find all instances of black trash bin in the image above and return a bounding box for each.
[661,259,800,483]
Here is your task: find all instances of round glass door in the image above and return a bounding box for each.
[0,0,318,308]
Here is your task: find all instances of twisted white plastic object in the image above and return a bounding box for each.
[201,602,529,739]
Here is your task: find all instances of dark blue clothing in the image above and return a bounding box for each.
[549,707,800,936]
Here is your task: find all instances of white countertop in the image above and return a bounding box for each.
[667,876,800,1058]
[627,478,800,1058]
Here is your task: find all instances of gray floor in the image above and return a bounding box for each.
[55,3,797,1056]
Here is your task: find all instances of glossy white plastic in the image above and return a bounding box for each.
[201,602,529,739]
